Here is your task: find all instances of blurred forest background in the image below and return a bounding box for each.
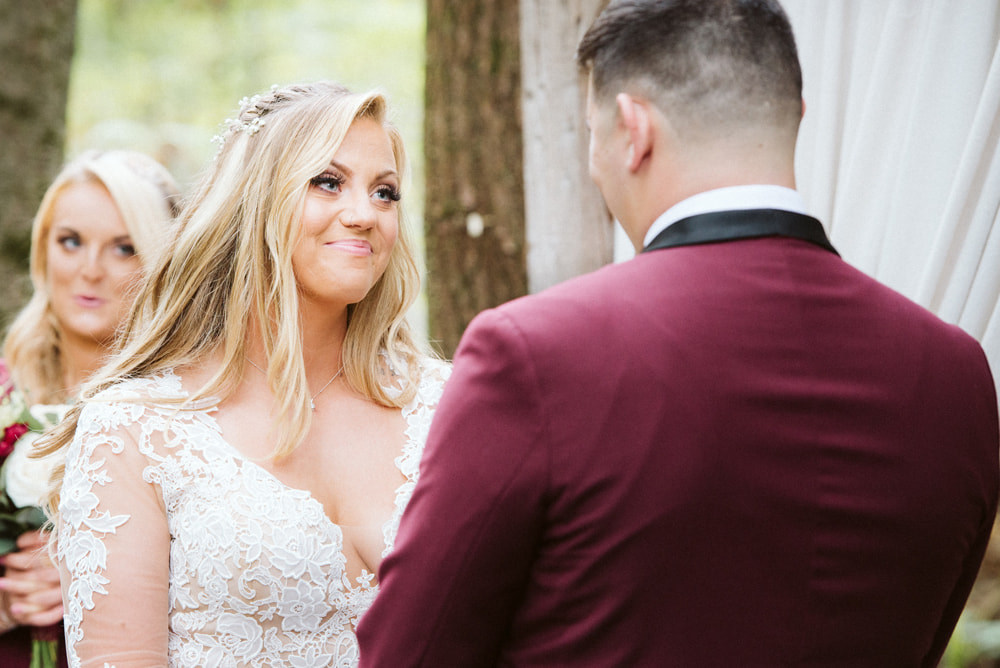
[69,0,425,191]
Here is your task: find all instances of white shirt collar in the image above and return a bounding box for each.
[643,185,808,248]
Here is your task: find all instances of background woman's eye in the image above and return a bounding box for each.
[57,236,81,250]
[114,243,137,257]
[311,174,344,194]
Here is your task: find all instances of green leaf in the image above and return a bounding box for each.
[0,537,17,555]
[14,506,46,530]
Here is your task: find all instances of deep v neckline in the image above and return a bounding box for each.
[165,368,415,563]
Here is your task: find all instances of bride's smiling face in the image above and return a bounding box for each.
[292,118,401,308]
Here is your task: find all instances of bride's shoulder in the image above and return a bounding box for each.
[89,369,187,404]
[388,352,451,386]
[408,355,451,407]
[416,354,451,380]
[79,370,191,430]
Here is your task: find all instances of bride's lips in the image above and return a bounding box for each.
[327,239,373,256]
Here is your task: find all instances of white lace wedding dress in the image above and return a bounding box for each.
[57,358,449,668]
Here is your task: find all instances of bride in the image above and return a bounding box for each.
[38,81,448,668]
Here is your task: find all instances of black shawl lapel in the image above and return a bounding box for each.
[642,209,838,256]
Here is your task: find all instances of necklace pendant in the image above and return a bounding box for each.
[310,399,316,411]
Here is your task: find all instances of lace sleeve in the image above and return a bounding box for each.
[58,399,170,668]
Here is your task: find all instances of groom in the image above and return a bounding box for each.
[358,0,999,665]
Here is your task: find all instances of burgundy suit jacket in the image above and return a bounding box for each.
[358,227,999,667]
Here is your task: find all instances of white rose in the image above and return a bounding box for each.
[4,431,58,508]
[0,396,25,426]
[28,403,71,430]
[4,402,71,508]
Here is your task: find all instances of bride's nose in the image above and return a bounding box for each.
[340,198,377,230]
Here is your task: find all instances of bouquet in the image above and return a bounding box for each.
[0,386,69,668]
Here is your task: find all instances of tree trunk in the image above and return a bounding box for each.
[424,0,526,358]
[0,0,77,326]
[520,0,613,293]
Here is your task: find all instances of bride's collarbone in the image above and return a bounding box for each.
[224,408,405,514]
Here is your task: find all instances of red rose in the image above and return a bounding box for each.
[0,422,28,458]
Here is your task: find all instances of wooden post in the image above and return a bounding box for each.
[519,0,613,294]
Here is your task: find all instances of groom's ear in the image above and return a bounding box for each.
[616,93,653,173]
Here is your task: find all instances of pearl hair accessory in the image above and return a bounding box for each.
[211,85,280,147]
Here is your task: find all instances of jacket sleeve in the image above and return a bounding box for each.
[923,347,1000,667]
[358,307,549,667]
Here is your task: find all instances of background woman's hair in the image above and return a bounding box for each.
[2,150,180,404]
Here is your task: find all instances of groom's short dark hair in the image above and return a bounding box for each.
[578,0,803,136]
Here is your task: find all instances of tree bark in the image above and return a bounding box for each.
[424,0,526,358]
[520,0,613,293]
[0,0,78,326]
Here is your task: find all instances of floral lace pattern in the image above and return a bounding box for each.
[58,358,448,668]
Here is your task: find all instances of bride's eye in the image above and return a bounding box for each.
[373,185,401,203]
[310,173,345,194]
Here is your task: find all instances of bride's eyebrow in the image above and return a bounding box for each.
[326,160,398,182]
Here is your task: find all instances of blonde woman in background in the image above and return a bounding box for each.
[0,150,179,667]
[38,82,449,667]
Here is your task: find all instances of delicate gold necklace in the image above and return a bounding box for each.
[246,358,344,411]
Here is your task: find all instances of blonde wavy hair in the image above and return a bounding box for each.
[2,150,180,404]
[37,82,428,513]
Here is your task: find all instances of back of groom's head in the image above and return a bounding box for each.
[577,0,803,142]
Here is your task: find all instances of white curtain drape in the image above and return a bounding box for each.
[784,0,1000,387]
